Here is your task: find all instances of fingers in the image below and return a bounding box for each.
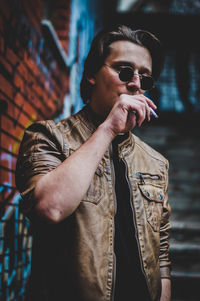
[142,95,157,121]
[130,95,154,126]
[145,97,157,110]
[106,94,157,134]
[119,94,157,127]
[131,102,146,127]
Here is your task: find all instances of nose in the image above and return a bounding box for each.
[126,74,141,90]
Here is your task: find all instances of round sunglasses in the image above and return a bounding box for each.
[104,64,154,91]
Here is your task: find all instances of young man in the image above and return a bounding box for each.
[16,25,171,301]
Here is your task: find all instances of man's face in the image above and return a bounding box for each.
[88,40,152,117]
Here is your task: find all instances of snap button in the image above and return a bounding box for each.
[159,194,163,200]
[96,167,103,176]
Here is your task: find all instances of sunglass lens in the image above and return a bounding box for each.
[119,67,134,82]
[141,76,154,90]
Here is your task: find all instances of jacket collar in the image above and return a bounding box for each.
[78,104,105,132]
[117,131,135,158]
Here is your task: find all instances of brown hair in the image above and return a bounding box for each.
[80,24,164,103]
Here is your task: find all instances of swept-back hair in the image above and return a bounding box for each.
[80,24,164,104]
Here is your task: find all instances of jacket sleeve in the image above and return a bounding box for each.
[15,120,67,216]
[159,160,171,279]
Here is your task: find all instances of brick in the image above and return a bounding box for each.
[29,0,43,23]
[31,81,45,100]
[0,54,13,74]
[12,75,45,117]
[7,98,34,125]
[0,166,16,191]
[13,74,25,94]
[5,47,20,67]
[1,115,24,142]
[0,35,5,54]
[16,62,29,81]
[52,20,69,31]
[25,56,44,80]
[1,131,19,156]
[0,74,14,99]
[22,0,42,32]
[55,29,69,40]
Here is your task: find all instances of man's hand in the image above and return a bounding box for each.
[104,93,157,136]
[160,279,171,301]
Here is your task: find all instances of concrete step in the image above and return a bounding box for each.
[170,242,200,277]
[172,270,200,279]
[169,180,200,193]
[170,220,200,243]
[169,194,200,211]
[169,170,200,181]
[170,212,200,223]
[171,220,200,232]
[170,242,200,254]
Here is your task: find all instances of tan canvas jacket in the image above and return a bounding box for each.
[15,105,171,301]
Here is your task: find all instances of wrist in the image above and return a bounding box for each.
[98,120,117,141]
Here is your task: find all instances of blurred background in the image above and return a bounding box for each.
[0,0,200,300]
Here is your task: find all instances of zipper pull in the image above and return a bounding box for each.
[136,172,145,184]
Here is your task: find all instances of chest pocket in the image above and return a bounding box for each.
[82,163,105,205]
[139,184,164,232]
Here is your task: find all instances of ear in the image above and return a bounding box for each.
[87,76,96,86]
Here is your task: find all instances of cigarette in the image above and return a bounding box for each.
[131,108,159,118]
[149,107,158,118]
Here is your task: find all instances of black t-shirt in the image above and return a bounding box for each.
[112,134,151,301]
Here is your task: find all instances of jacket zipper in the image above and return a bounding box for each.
[122,158,153,301]
[109,143,117,301]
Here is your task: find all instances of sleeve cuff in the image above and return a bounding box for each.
[160,265,171,279]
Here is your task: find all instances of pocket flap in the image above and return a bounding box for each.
[139,184,164,203]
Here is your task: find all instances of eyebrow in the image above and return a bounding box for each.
[111,60,152,75]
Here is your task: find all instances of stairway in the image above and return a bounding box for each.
[134,112,200,301]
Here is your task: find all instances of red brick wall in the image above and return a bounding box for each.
[0,0,71,200]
